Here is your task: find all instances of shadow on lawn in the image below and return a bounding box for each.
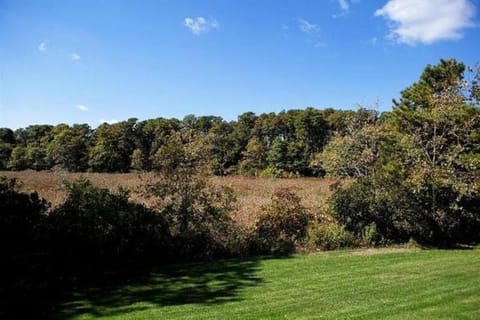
[54,257,267,319]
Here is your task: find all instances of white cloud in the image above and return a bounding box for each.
[38,41,47,52]
[375,0,476,45]
[100,119,119,125]
[70,53,81,61]
[76,104,89,112]
[338,0,350,12]
[298,19,320,34]
[184,17,219,35]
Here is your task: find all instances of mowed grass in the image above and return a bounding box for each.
[56,248,480,319]
[0,171,339,226]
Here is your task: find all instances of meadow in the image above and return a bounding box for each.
[53,247,480,319]
[0,170,339,226]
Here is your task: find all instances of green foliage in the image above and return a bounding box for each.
[333,175,480,245]
[308,221,356,250]
[7,146,29,170]
[0,128,15,170]
[362,222,381,246]
[151,129,202,173]
[7,125,53,170]
[254,188,312,254]
[135,117,180,170]
[146,133,240,259]
[88,119,137,172]
[130,148,146,171]
[0,108,335,175]
[239,136,267,175]
[266,137,288,172]
[469,63,480,104]
[199,120,237,175]
[25,146,50,170]
[313,108,379,178]
[0,143,13,170]
[146,173,237,258]
[47,124,90,171]
[394,58,465,110]
[331,59,480,246]
[331,177,404,242]
[50,179,170,267]
[0,177,51,318]
[257,166,287,178]
[0,177,49,256]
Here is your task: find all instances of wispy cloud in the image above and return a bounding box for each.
[298,19,320,34]
[70,53,81,61]
[375,0,476,45]
[338,0,350,12]
[38,41,47,52]
[100,119,119,125]
[296,19,325,48]
[76,104,89,112]
[333,0,355,18]
[184,17,219,35]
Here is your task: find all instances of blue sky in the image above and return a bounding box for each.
[0,0,479,129]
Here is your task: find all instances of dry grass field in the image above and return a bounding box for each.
[0,171,341,226]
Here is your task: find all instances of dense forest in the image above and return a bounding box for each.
[2,58,480,317]
[0,106,350,176]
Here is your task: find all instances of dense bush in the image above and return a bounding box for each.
[308,221,356,250]
[253,188,312,254]
[0,177,49,257]
[331,178,409,243]
[0,177,50,317]
[147,172,242,259]
[329,60,480,247]
[406,181,480,244]
[331,176,480,246]
[49,179,171,273]
[145,129,244,260]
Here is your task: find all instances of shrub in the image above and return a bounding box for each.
[407,181,480,245]
[331,177,411,243]
[257,167,285,178]
[331,176,480,246]
[145,172,240,260]
[0,177,50,317]
[308,221,356,250]
[362,222,382,246]
[50,179,170,274]
[0,177,49,257]
[254,188,312,254]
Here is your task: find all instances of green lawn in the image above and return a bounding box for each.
[56,248,480,319]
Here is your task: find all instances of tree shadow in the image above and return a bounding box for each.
[53,257,265,319]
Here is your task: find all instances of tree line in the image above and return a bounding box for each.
[1,59,479,180]
[0,105,377,176]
